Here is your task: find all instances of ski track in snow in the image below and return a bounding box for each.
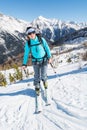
[0,63,87,130]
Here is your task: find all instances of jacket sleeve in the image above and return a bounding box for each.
[42,38,51,59]
[22,41,30,65]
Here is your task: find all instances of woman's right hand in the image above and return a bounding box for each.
[22,65,27,70]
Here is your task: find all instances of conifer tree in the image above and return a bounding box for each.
[0,72,7,87]
[13,64,23,81]
[9,73,15,84]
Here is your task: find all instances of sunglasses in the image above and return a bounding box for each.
[28,31,35,35]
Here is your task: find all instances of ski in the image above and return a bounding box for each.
[35,94,38,113]
[35,89,42,114]
[44,88,51,106]
[34,84,51,114]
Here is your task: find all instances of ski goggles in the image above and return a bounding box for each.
[28,31,35,35]
[26,28,35,35]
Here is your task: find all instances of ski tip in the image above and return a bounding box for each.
[27,83,30,86]
[34,110,42,114]
[45,103,51,106]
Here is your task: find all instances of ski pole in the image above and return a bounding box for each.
[50,63,64,87]
[50,63,57,74]
[24,69,27,77]
[50,63,59,82]
[23,67,30,86]
[22,67,28,78]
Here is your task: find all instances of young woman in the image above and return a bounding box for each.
[22,27,52,98]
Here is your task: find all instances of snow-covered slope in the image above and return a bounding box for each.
[0,44,87,130]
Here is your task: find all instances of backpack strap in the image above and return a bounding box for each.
[28,35,42,47]
[28,35,47,62]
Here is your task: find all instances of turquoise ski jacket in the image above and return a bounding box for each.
[23,36,51,65]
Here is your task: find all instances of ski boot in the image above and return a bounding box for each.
[43,81,48,89]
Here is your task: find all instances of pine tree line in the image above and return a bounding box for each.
[0,64,30,87]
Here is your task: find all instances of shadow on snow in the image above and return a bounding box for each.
[14,66,87,85]
[0,88,35,97]
[48,66,87,80]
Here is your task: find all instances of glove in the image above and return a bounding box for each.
[22,64,27,70]
[48,58,52,64]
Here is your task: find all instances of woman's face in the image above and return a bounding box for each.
[28,32,36,39]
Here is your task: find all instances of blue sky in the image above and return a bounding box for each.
[0,0,87,23]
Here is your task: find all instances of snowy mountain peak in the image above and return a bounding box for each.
[38,15,47,20]
[0,12,29,33]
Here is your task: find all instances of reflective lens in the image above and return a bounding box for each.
[28,31,35,35]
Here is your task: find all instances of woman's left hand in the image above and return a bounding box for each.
[48,58,52,64]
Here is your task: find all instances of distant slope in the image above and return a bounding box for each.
[54,27,87,45]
